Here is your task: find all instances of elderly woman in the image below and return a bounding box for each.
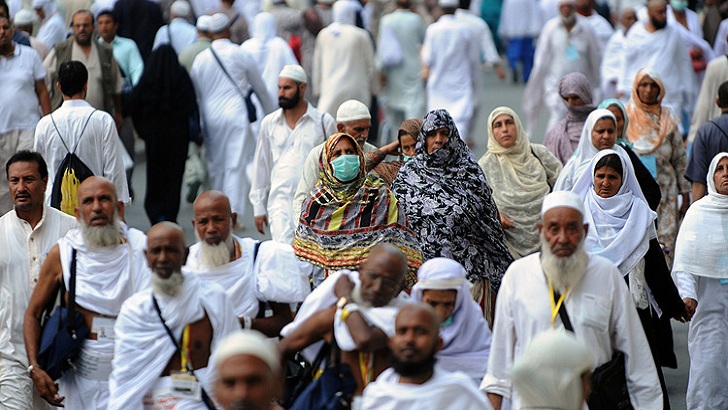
[369,119,421,185]
[294,133,422,289]
[478,107,561,259]
[392,109,513,324]
[674,152,728,410]
[626,68,690,261]
[572,149,686,407]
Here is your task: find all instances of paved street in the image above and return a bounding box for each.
[123,69,690,408]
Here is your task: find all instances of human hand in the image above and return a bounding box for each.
[31,368,65,407]
[334,275,355,299]
[499,213,515,229]
[683,298,697,321]
[254,215,268,235]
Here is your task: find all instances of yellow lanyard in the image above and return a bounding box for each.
[358,352,374,385]
[548,279,568,327]
[180,324,191,372]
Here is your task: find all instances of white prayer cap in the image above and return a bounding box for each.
[438,0,459,7]
[196,14,211,31]
[212,330,280,374]
[207,12,230,34]
[31,0,48,8]
[541,191,584,217]
[13,9,35,25]
[413,258,468,291]
[170,0,191,17]
[279,64,307,84]
[336,99,370,122]
[510,330,593,410]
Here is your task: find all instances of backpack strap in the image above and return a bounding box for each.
[708,120,728,143]
[71,109,98,153]
[49,114,71,153]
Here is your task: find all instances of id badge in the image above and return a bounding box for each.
[170,371,201,401]
[565,44,580,61]
[91,317,116,340]
[720,279,728,285]
[639,154,658,179]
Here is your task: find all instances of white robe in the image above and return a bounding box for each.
[481,253,662,410]
[362,366,493,410]
[36,12,67,49]
[601,29,626,99]
[498,0,542,39]
[688,55,728,142]
[152,19,199,56]
[714,19,728,57]
[667,6,703,39]
[108,273,241,410]
[585,12,614,50]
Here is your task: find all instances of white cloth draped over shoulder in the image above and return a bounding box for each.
[600,29,626,99]
[410,258,491,380]
[108,272,240,410]
[280,270,409,362]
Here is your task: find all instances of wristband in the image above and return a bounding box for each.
[242,316,253,329]
[341,303,360,322]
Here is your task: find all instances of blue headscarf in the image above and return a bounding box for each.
[598,98,631,147]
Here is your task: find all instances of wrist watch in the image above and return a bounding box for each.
[27,364,39,376]
[336,296,349,310]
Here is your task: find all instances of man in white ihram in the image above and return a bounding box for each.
[481,190,662,410]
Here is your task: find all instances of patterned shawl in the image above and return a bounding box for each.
[392,110,513,290]
[294,133,422,288]
[625,68,680,154]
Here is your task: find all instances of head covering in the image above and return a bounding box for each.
[571,149,657,275]
[294,133,422,289]
[196,15,211,31]
[625,68,679,154]
[510,330,593,410]
[541,190,584,217]
[478,106,560,258]
[279,64,307,83]
[212,330,280,373]
[336,99,371,122]
[438,0,459,7]
[332,0,361,25]
[207,12,230,34]
[398,119,421,138]
[13,9,35,25]
[598,98,629,140]
[170,0,191,17]
[673,152,728,279]
[252,11,276,42]
[545,73,597,163]
[410,258,491,379]
[32,0,57,19]
[392,109,513,290]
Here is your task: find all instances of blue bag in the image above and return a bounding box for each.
[289,339,356,410]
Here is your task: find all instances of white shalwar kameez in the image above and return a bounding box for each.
[108,273,240,410]
[250,104,336,243]
[481,253,662,410]
[421,13,481,140]
[55,225,151,409]
[190,38,275,217]
[362,366,493,409]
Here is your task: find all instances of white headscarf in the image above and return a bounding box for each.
[410,258,491,380]
[673,152,728,279]
[571,149,657,275]
[332,0,360,25]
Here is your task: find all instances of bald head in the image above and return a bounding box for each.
[193,190,236,246]
[75,176,122,227]
[147,221,186,250]
[358,244,408,307]
[396,303,440,334]
[389,303,443,379]
[365,243,408,279]
[146,222,188,294]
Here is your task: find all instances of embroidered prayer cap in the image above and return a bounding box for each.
[212,330,280,373]
[336,99,371,122]
[541,190,584,217]
[207,12,230,34]
[438,0,459,7]
[279,64,307,84]
[13,9,35,25]
[170,0,191,17]
[196,15,211,31]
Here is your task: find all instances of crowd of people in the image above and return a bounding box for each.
[1,0,728,408]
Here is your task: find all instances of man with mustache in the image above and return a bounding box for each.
[0,151,75,409]
[250,64,336,243]
[24,176,151,408]
[481,191,662,410]
[186,190,310,337]
[108,222,240,409]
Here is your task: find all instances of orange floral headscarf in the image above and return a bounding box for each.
[625,68,679,153]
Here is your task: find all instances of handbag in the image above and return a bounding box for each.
[289,339,356,410]
[283,342,331,408]
[209,47,258,123]
[553,289,633,410]
[37,248,90,381]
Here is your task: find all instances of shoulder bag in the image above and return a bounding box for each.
[289,338,356,410]
[209,47,258,123]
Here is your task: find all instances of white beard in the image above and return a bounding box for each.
[195,231,234,270]
[79,213,123,248]
[152,271,184,297]
[540,233,588,293]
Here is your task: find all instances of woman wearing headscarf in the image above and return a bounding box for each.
[572,149,687,408]
[478,106,561,259]
[543,72,596,165]
[294,132,422,289]
[32,0,66,48]
[674,152,728,410]
[392,109,513,325]
[369,118,420,186]
[625,68,690,262]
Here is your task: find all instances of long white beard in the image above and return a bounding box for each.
[540,233,588,293]
[152,271,185,297]
[195,231,234,269]
[79,213,123,248]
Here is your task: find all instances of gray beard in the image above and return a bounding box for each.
[79,214,123,248]
[562,13,576,26]
[540,233,588,293]
[152,271,184,297]
[195,231,234,269]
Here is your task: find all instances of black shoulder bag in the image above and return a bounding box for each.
[38,248,90,381]
[531,145,553,192]
[553,289,633,410]
[209,47,257,123]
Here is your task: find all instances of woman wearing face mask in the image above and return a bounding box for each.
[477,106,562,259]
[571,149,687,409]
[293,132,422,288]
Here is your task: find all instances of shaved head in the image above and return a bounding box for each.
[389,303,443,380]
[146,221,188,296]
[363,243,408,280]
[147,221,186,249]
[194,190,232,215]
[77,176,117,203]
[396,303,441,334]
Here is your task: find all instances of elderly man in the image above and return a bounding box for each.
[279,244,409,400]
[190,13,274,220]
[410,258,491,384]
[24,176,151,408]
[186,190,309,336]
[362,304,492,409]
[0,151,75,410]
[153,0,198,55]
[212,330,284,410]
[481,191,662,410]
[251,65,336,243]
[108,222,240,409]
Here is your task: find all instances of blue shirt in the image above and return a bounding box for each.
[99,35,145,86]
